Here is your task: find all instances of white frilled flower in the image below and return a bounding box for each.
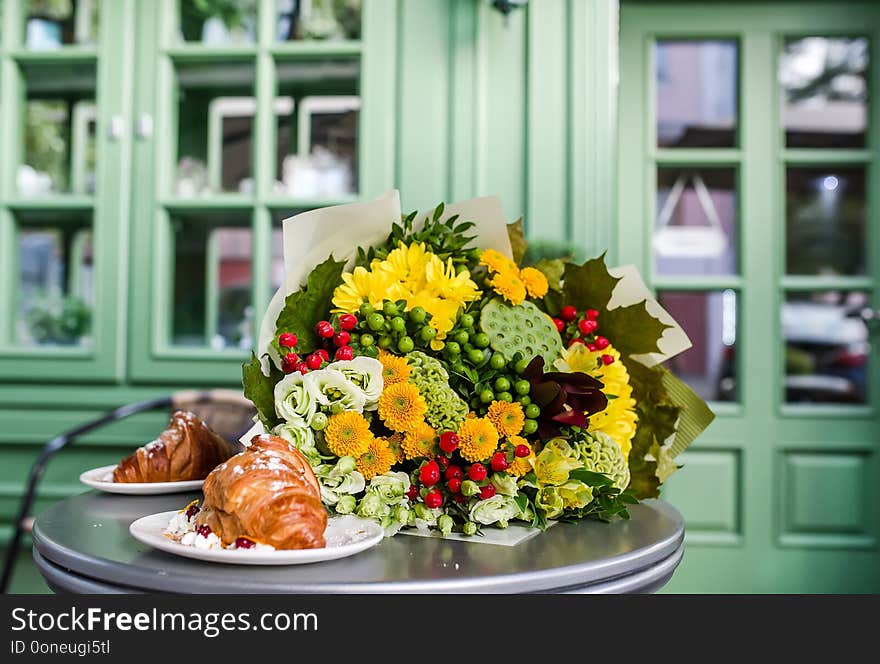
[308,368,367,413]
[327,356,384,411]
[274,371,318,425]
[366,471,411,505]
[271,422,322,467]
[314,456,366,506]
[469,494,522,527]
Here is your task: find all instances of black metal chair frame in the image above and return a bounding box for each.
[0,392,254,594]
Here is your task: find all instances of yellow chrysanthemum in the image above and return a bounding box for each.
[520,267,549,298]
[490,269,527,305]
[378,382,427,432]
[554,344,638,458]
[332,265,405,313]
[401,421,438,460]
[457,416,500,462]
[356,436,396,480]
[480,249,518,274]
[324,411,373,458]
[487,401,525,437]
[385,433,405,463]
[378,350,411,384]
[506,436,535,477]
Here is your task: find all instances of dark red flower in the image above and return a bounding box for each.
[523,356,608,439]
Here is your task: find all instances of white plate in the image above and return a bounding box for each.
[79,465,205,495]
[129,511,384,565]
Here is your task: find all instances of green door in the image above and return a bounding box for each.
[619,1,880,592]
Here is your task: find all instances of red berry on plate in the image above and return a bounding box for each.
[234,537,256,549]
[306,353,323,370]
[586,309,599,321]
[490,452,509,472]
[405,484,419,500]
[578,319,598,335]
[333,331,351,347]
[444,465,463,481]
[479,483,497,500]
[197,524,212,538]
[424,489,443,509]
[278,332,298,349]
[295,362,310,374]
[468,463,487,482]
[419,460,441,486]
[552,317,565,333]
[335,345,354,361]
[514,444,530,458]
[315,321,335,339]
[281,352,299,374]
[339,314,358,331]
[447,477,462,494]
[594,336,610,350]
[439,431,460,453]
[601,354,615,365]
[185,503,200,519]
[560,305,577,321]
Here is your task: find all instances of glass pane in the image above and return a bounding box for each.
[781,37,868,149]
[655,40,738,148]
[178,0,256,44]
[24,0,100,49]
[170,215,253,349]
[175,62,256,196]
[657,290,738,402]
[19,64,97,196]
[16,219,93,348]
[654,167,737,277]
[276,0,362,42]
[783,291,869,404]
[275,61,360,197]
[786,166,866,276]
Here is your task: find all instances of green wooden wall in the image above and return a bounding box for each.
[1,0,619,593]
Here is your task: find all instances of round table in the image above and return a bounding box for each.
[32,492,684,594]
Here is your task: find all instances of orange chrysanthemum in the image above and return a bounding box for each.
[378,350,411,385]
[487,401,525,437]
[506,436,534,477]
[401,421,438,460]
[378,382,427,432]
[520,267,549,298]
[457,416,500,462]
[489,269,527,305]
[324,411,373,458]
[356,436,396,480]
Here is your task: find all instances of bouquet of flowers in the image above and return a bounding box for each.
[242,191,713,539]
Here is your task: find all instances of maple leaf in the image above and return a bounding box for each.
[274,255,346,354]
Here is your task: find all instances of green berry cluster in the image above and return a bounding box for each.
[346,300,439,357]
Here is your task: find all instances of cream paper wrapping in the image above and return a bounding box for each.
[241,191,694,545]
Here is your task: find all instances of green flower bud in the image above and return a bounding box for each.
[462,521,478,536]
[460,479,481,497]
[394,505,411,525]
[438,514,454,536]
[357,493,387,519]
[310,411,328,431]
[335,494,357,514]
[337,455,357,475]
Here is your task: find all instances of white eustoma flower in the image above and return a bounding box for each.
[307,368,367,413]
[274,371,318,425]
[327,356,384,410]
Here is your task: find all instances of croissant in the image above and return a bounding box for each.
[113,411,234,483]
[195,434,327,550]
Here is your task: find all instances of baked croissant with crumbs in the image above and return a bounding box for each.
[195,434,327,550]
[113,411,234,483]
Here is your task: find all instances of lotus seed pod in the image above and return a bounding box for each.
[578,431,631,490]
[479,297,562,367]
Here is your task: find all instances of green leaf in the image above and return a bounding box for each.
[274,255,346,354]
[242,352,283,430]
[600,300,671,356]
[569,468,614,487]
[507,217,527,265]
[561,253,621,312]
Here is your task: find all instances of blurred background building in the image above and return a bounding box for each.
[0,0,877,592]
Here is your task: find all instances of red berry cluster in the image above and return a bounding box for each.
[277,314,359,375]
[552,306,614,366]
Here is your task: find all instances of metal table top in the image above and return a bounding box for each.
[33,492,684,594]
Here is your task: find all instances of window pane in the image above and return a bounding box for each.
[175,62,256,196]
[276,0,361,42]
[17,219,93,348]
[781,37,868,149]
[783,291,869,404]
[178,0,256,44]
[657,290,738,402]
[275,61,360,197]
[19,63,97,196]
[786,166,866,276]
[655,40,738,148]
[24,0,100,49]
[654,167,737,276]
[170,215,253,349]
